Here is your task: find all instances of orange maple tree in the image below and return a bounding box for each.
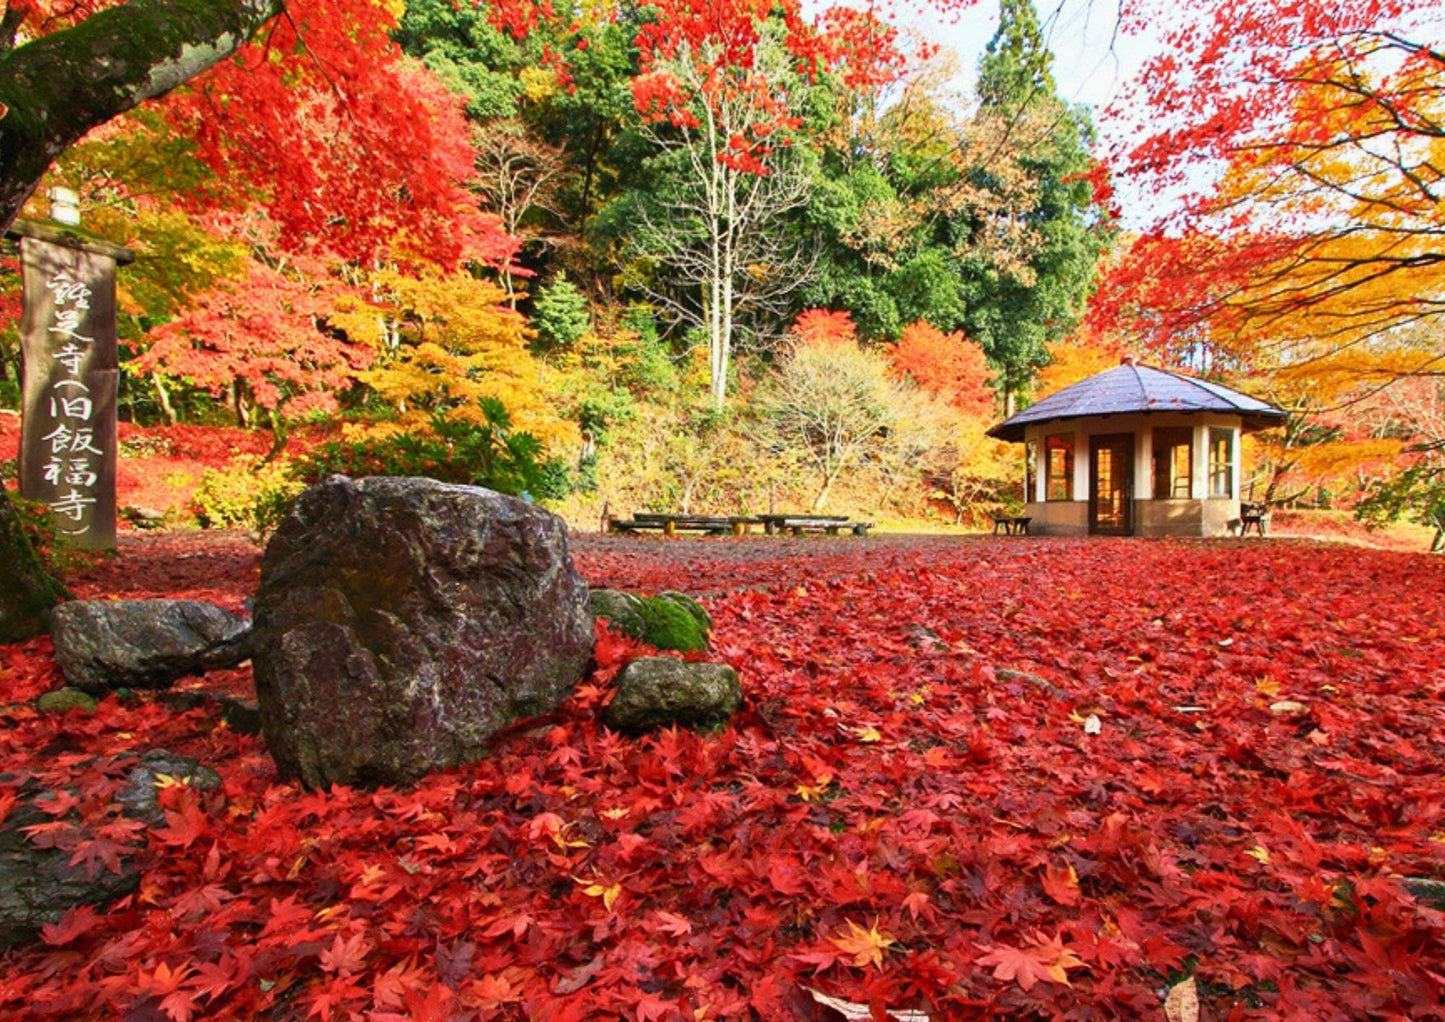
[889,321,995,419]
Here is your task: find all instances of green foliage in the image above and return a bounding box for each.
[8,492,93,577]
[966,0,1114,397]
[394,0,524,121]
[191,456,304,537]
[978,0,1056,107]
[532,274,591,356]
[1356,459,1445,552]
[294,398,567,500]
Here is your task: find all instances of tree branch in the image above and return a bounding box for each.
[0,0,284,232]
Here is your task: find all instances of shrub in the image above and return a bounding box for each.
[8,492,93,575]
[532,274,591,356]
[191,457,304,538]
[293,397,567,500]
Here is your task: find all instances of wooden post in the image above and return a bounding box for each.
[10,217,134,551]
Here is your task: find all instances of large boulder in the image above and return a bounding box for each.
[605,656,742,734]
[252,476,594,789]
[0,750,221,950]
[50,599,252,695]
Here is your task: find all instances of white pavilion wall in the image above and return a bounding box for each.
[1021,413,1244,537]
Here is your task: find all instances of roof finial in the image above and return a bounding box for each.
[1120,355,1136,366]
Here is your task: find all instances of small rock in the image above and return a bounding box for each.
[589,589,710,653]
[121,506,167,530]
[590,589,647,638]
[1401,877,1445,910]
[50,599,252,695]
[219,697,262,735]
[0,749,220,950]
[114,751,222,827]
[1269,700,1309,716]
[35,687,97,714]
[605,656,741,734]
[906,625,947,651]
[995,667,1068,699]
[157,692,264,735]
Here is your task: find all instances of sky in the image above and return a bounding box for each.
[897,0,1156,113]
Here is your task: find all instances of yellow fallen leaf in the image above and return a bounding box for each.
[573,877,621,911]
[828,919,896,969]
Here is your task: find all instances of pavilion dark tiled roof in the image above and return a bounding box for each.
[988,362,1288,442]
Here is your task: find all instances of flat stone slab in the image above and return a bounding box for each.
[50,599,252,695]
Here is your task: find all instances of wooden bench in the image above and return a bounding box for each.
[1236,503,1270,537]
[991,515,1032,536]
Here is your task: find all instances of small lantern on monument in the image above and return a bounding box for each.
[48,187,81,227]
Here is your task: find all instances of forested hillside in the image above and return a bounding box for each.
[2,0,1442,542]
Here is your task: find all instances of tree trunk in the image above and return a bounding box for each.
[152,372,178,425]
[812,467,841,512]
[0,490,70,643]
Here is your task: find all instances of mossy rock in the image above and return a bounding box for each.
[35,688,97,714]
[589,590,648,638]
[655,592,711,632]
[635,595,709,653]
[589,589,710,653]
[604,656,741,734]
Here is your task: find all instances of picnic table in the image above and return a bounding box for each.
[755,514,874,537]
[608,513,760,536]
[607,512,874,537]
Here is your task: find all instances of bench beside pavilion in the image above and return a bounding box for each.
[988,359,1287,537]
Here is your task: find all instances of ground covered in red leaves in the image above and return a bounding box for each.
[2,532,1443,1021]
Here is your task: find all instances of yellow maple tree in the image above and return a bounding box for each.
[330,266,578,451]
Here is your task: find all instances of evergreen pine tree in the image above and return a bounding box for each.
[967,0,1114,411]
[532,273,592,355]
[978,0,1057,109]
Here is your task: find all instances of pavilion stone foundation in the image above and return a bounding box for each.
[1134,498,1238,538]
[252,476,595,789]
[1021,501,1088,537]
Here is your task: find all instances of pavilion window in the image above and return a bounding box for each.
[1152,428,1192,499]
[1025,439,1038,502]
[1208,428,1234,497]
[1045,434,1074,501]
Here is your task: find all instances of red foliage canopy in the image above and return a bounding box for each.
[10,0,516,269]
